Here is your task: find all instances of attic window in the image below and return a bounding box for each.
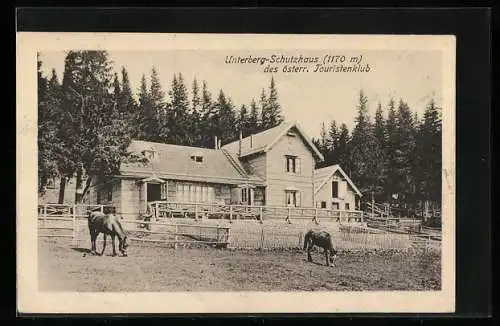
[287,131,297,137]
[190,151,204,163]
[142,149,157,161]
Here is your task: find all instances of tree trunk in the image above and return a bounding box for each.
[81,177,93,203]
[58,177,67,204]
[75,167,83,203]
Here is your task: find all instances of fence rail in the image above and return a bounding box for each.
[148,201,364,224]
[38,204,230,248]
[38,204,439,251]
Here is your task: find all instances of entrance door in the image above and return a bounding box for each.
[147,183,162,202]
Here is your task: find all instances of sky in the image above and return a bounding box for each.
[39,49,442,139]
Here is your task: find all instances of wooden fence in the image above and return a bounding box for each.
[148,201,364,224]
[38,204,230,248]
[38,204,439,251]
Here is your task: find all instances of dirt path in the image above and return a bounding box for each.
[38,238,441,292]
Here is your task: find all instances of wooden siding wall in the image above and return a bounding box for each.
[98,179,122,213]
[314,171,357,210]
[121,179,142,218]
[265,128,315,207]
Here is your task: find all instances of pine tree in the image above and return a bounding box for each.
[138,73,158,141]
[393,99,417,205]
[59,51,134,203]
[348,90,382,197]
[264,76,284,128]
[149,67,167,142]
[259,89,269,131]
[327,120,340,164]
[119,67,138,137]
[248,99,260,134]
[38,61,61,195]
[198,80,215,148]
[319,122,328,154]
[417,99,442,203]
[190,77,202,146]
[385,98,399,202]
[215,90,237,144]
[337,123,351,174]
[373,102,387,199]
[238,104,250,136]
[167,73,190,145]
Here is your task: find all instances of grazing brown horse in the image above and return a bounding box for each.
[303,229,338,267]
[88,211,129,257]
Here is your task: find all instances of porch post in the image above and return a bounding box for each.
[250,187,255,206]
[143,182,148,214]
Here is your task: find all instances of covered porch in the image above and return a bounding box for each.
[136,176,265,217]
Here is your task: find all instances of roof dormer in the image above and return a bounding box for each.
[141,147,158,161]
[190,150,204,163]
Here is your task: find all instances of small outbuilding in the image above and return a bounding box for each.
[313,164,362,211]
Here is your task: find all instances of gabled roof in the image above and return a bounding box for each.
[222,121,324,161]
[314,164,362,197]
[120,140,264,185]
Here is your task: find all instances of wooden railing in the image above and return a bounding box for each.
[148,201,364,224]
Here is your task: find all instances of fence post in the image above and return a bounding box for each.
[195,203,199,221]
[259,207,264,224]
[100,205,104,213]
[339,210,343,223]
[174,224,178,249]
[43,204,47,228]
[72,204,77,247]
[260,228,265,249]
[314,208,319,225]
[229,205,233,223]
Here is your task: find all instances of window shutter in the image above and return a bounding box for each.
[296,158,301,174]
[161,183,166,200]
[297,192,301,207]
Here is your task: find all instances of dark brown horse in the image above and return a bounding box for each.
[303,229,338,266]
[88,211,129,257]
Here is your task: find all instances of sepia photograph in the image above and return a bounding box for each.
[17,33,456,313]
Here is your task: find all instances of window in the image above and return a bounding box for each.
[107,187,113,202]
[176,182,215,203]
[345,203,350,210]
[190,155,203,163]
[190,151,204,163]
[286,156,300,174]
[285,191,298,207]
[321,201,327,208]
[332,181,339,198]
[332,203,340,210]
[241,188,248,203]
[142,149,157,161]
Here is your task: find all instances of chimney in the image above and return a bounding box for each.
[250,134,253,148]
[214,136,218,149]
[238,130,243,156]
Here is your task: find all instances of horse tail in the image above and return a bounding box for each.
[303,230,312,250]
[113,218,127,239]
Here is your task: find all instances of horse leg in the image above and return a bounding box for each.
[90,231,98,255]
[324,249,330,267]
[111,234,117,257]
[100,234,107,256]
[307,245,313,262]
